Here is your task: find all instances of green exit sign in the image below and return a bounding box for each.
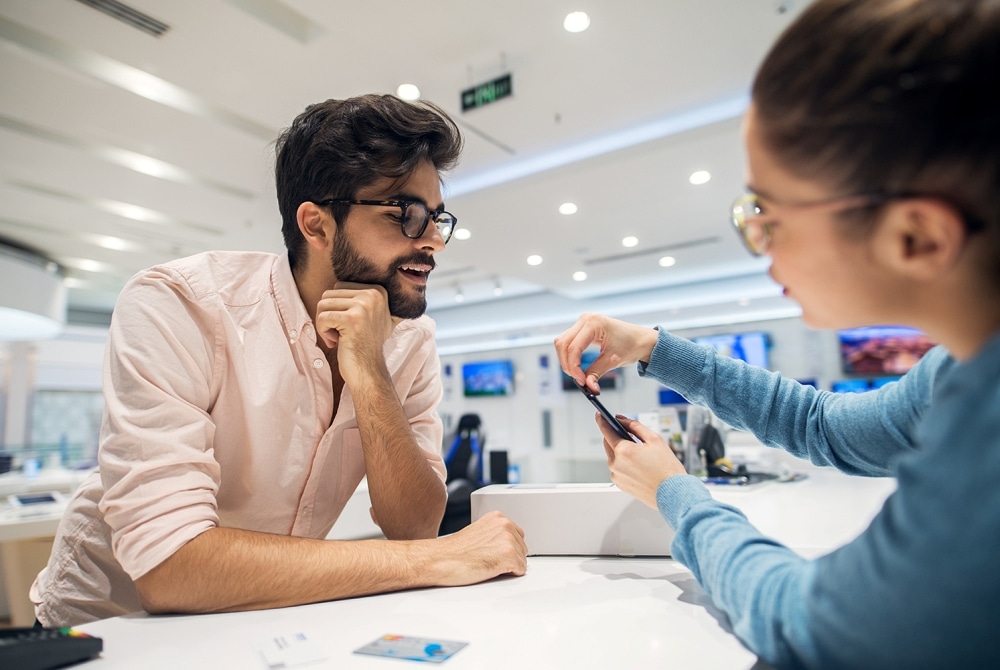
[461,74,513,112]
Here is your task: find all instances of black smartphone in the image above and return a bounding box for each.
[574,381,638,442]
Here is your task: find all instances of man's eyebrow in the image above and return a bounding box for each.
[745,183,772,200]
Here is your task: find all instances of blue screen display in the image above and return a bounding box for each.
[832,376,902,393]
[462,360,515,397]
[694,332,770,369]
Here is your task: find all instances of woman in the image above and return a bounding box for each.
[554,1,999,667]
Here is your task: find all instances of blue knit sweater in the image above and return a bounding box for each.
[639,329,1000,669]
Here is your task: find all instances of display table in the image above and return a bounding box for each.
[70,470,894,669]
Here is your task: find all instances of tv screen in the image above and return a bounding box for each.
[462,360,515,397]
[694,332,770,369]
[658,388,689,405]
[831,376,902,393]
[831,379,873,394]
[838,326,934,375]
[561,349,620,390]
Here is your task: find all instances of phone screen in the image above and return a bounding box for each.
[575,381,637,442]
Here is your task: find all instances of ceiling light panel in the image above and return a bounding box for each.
[563,11,591,33]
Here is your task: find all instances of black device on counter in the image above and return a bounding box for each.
[0,627,103,670]
[575,381,638,442]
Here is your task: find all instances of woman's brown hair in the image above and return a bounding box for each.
[753,0,1000,272]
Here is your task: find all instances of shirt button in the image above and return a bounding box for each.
[313,359,324,369]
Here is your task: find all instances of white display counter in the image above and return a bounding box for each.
[71,469,895,669]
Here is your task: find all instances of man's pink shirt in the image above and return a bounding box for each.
[31,251,445,626]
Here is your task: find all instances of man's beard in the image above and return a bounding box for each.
[330,235,431,319]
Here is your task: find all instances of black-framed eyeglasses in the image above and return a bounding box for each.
[312,198,458,244]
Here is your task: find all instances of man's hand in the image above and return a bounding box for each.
[314,282,400,386]
[554,313,659,394]
[428,511,528,585]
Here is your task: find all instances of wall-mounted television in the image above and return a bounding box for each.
[838,326,934,375]
[462,360,515,397]
[561,349,620,390]
[658,388,689,405]
[831,376,902,393]
[694,332,771,369]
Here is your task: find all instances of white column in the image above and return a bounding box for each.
[2,341,35,449]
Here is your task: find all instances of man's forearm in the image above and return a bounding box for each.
[351,367,446,539]
[134,512,529,616]
[134,527,436,614]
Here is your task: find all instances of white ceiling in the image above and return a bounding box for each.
[0,0,809,351]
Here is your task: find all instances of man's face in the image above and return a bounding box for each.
[330,230,433,319]
[330,160,447,319]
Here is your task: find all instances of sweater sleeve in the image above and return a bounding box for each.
[657,475,819,667]
[638,329,952,476]
[648,330,999,668]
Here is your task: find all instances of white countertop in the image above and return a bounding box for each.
[73,469,895,669]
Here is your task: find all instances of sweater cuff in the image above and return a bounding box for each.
[655,474,712,530]
[636,329,708,398]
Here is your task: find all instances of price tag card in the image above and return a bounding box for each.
[254,632,328,669]
[353,634,468,663]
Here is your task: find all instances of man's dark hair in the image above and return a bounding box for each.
[274,94,463,272]
[753,0,1000,281]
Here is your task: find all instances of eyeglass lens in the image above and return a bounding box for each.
[401,203,456,242]
[731,194,767,255]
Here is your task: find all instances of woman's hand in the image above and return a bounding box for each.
[595,414,687,510]
[554,313,659,394]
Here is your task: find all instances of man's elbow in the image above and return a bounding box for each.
[135,571,179,614]
[134,559,200,614]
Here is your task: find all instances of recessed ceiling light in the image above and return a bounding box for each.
[564,11,591,32]
[61,257,113,274]
[573,271,588,281]
[622,236,638,248]
[90,234,133,251]
[658,256,676,267]
[527,254,543,266]
[689,170,711,185]
[559,202,578,215]
[453,228,471,240]
[396,84,421,101]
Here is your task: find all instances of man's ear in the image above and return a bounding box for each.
[296,201,334,252]
[874,199,967,281]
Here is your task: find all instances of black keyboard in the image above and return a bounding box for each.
[0,627,103,670]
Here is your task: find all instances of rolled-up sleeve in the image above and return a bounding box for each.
[99,268,222,580]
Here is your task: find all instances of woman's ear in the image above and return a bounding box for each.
[875,199,967,281]
[296,201,334,252]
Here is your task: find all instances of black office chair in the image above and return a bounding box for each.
[439,414,485,535]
